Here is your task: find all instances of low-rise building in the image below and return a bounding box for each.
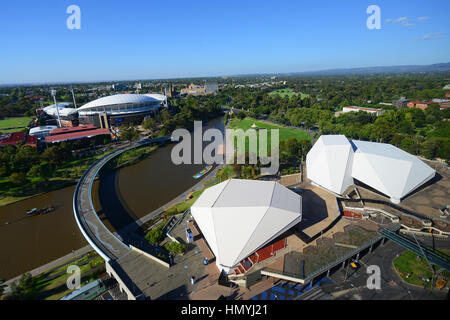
[342,106,385,116]
[407,100,436,110]
[393,97,410,109]
[0,131,37,147]
[45,124,112,144]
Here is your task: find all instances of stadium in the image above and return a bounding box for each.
[77,94,165,127]
[42,102,79,127]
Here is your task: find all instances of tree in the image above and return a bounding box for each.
[145,225,164,245]
[8,172,28,186]
[399,137,415,154]
[4,273,35,300]
[120,125,140,144]
[164,242,186,255]
[142,117,157,131]
[216,168,229,182]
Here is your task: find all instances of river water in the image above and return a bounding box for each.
[0,118,224,279]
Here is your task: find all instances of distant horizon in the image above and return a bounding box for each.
[1,61,449,88]
[1,1,449,85]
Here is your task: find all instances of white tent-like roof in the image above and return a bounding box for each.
[190,179,302,272]
[306,135,436,204]
[351,140,436,204]
[306,135,354,195]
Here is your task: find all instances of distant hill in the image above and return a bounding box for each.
[288,62,450,76]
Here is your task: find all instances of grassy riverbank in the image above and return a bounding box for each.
[0,143,160,206]
[1,251,105,300]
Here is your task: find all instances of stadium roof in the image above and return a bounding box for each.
[78,94,161,111]
[306,135,436,203]
[144,93,167,102]
[190,179,302,272]
[43,102,73,112]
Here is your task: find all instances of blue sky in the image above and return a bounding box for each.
[0,0,449,84]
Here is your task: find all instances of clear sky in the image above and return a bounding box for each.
[1,0,449,84]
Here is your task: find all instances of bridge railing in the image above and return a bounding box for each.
[73,137,171,262]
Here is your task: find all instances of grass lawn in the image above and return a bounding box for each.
[393,250,450,288]
[228,117,311,153]
[31,252,105,300]
[0,117,32,131]
[269,88,309,99]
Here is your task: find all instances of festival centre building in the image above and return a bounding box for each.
[190,179,302,274]
[306,135,436,204]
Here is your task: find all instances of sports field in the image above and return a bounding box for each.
[228,117,311,141]
[0,117,32,132]
[269,88,309,99]
[228,117,311,153]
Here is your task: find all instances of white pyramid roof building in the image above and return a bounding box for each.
[351,140,436,204]
[306,135,355,195]
[190,179,302,272]
[306,135,436,204]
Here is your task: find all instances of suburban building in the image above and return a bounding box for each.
[342,106,385,116]
[306,135,436,204]
[180,83,218,96]
[393,97,410,109]
[407,100,436,110]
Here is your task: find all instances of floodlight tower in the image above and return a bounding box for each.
[51,89,62,128]
[70,87,77,109]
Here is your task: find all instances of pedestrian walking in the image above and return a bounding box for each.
[191,276,195,285]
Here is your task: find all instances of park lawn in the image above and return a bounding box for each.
[0,117,32,131]
[393,250,435,288]
[228,117,311,153]
[269,88,309,100]
[32,252,105,300]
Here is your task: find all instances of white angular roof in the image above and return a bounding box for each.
[351,140,436,202]
[306,135,354,195]
[191,179,302,271]
[306,135,436,203]
[78,94,160,111]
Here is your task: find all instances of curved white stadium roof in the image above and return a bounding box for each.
[144,93,167,102]
[306,135,354,195]
[191,179,302,272]
[43,102,73,113]
[306,135,436,203]
[78,94,160,111]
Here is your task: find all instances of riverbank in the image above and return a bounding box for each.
[0,141,159,207]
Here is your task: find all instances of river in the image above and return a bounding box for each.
[0,117,224,280]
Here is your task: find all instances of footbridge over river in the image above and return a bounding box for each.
[73,137,172,300]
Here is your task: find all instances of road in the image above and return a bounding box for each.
[321,241,449,300]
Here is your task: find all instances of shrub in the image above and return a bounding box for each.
[164,241,186,255]
[145,225,164,245]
